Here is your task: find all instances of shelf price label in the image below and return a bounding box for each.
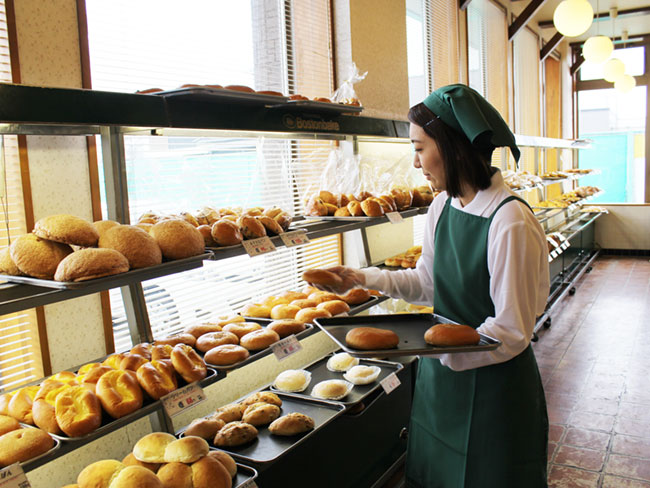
[0,464,30,488]
[242,236,276,257]
[380,372,401,395]
[386,212,404,224]
[280,230,310,247]
[162,383,206,417]
[272,335,302,361]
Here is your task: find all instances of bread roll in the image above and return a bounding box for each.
[294,307,331,324]
[164,436,209,463]
[334,206,351,217]
[77,459,125,488]
[156,462,192,488]
[195,331,239,353]
[197,224,217,247]
[122,452,160,473]
[424,323,480,346]
[119,353,148,372]
[93,219,120,237]
[347,201,364,216]
[280,290,308,302]
[222,321,262,339]
[211,220,243,247]
[317,299,350,316]
[241,391,282,407]
[239,328,280,351]
[171,344,207,383]
[346,327,399,350]
[224,85,255,93]
[204,345,249,366]
[150,344,173,361]
[102,353,126,370]
[241,402,281,426]
[107,465,163,488]
[98,225,162,269]
[215,314,245,327]
[213,421,258,447]
[270,304,301,319]
[8,385,39,424]
[96,369,143,419]
[150,219,205,260]
[184,417,225,440]
[49,370,78,383]
[54,248,130,282]
[206,450,237,478]
[305,196,328,216]
[239,303,270,319]
[136,360,178,399]
[32,381,71,434]
[267,319,306,338]
[183,322,222,339]
[273,210,292,231]
[324,203,338,215]
[191,455,233,488]
[0,428,54,467]
[289,298,318,309]
[0,247,24,276]
[133,432,177,463]
[0,392,15,416]
[390,188,413,210]
[78,365,114,392]
[256,216,283,235]
[307,291,341,304]
[302,269,343,288]
[237,215,266,240]
[154,333,197,348]
[268,412,315,436]
[210,403,245,423]
[340,288,371,305]
[360,198,384,217]
[130,343,153,360]
[10,233,72,279]
[378,194,398,212]
[0,414,19,436]
[55,386,102,437]
[33,214,99,247]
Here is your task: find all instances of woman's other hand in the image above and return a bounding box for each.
[302,266,365,294]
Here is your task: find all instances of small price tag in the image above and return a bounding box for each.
[272,335,303,361]
[0,464,30,488]
[280,230,310,247]
[386,212,404,224]
[242,236,276,257]
[380,372,401,395]
[238,480,258,488]
[162,383,206,417]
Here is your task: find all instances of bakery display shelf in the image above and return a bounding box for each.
[270,354,403,407]
[550,212,604,243]
[233,463,259,488]
[269,99,363,114]
[179,391,345,465]
[155,86,290,105]
[314,313,501,358]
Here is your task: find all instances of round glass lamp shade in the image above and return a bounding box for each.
[553,0,594,37]
[583,36,613,64]
[615,74,636,93]
[603,58,626,82]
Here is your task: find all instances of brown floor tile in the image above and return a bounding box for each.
[575,397,620,416]
[602,475,650,487]
[606,454,650,482]
[569,411,616,432]
[550,407,574,425]
[550,442,558,462]
[548,392,580,411]
[612,435,650,458]
[564,427,611,451]
[618,403,650,421]
[555,445,606,471]
[551,424,567,443]
[548,465,601,487]
[614,418,650,439]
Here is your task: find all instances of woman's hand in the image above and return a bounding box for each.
[304,266,366,295]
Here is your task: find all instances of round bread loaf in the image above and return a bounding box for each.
[122,452,160,473]
[130,343,153,360]
[360,198,384,217]
[262,295,291,308]
[32,382,70,434]
[294,307,331,324]
[222,321,262,339]
[347,200,364,216]
[211,403,245,423]
[192,455,233,488]
[102,353,126,369]
[390,188,413,210]
[55,385,102,437]
[96,369,143,419]
[0,428,54,467]
[340,288,371,305]
[334,206,351,217]
[98,225,162,269]
[119,353,148,372]
[54,248,130,282]
[77,362,101,375]
[164,436,209,463]
[107,465,163,488]
[197,224,217,247]
[307,291,341,304]
[268,412,315,436]
[317,299,350,316]
[289,298,318,309]
[10,233,72,279]
[241,391,282,407]
[136,360,177,400]
[184,322,222,339]
[184,417,225,440]
[150,344,173,361]
[207,450,237,478]
[345,327,399,350]
[241,402,281,426]
[133,432,177,463]
[280,290,308,302]
[8,385,39,424]
[171,344,207,383]
[211,220,243,247]
[267,319,306,338]
[195,331,239,353]
[256,215,284,235]
[305,196,328,216]
[33,214,99,247]
[239,303,270,318]
[156,462,192,487]
[237,215,266,240]
[92,219,120,237]
[302,269,343,288]
[239,328,280,351]
[154,333,196,348]
[0,414,19,436]
[150,219,205,260]
[204,344,249,366]
[0,247,24,276]
[225,84,255,92]
[424,323,480,346]
[77,459,125,488]
[213,421,258,447]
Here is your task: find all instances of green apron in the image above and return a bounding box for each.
[405,196,548,488]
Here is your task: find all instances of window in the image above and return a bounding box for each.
[406,0,427,106]
[86,0,341,351]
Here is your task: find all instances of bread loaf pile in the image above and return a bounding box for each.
[384,245,422,268]
[0,213,207,282]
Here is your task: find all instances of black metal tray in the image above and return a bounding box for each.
[269,100,363,114]
[0,252,212,289]
[314,313,501,357]
[183,391,344,465]
[270,354,402,406]
[154,86,289,105]
[233,462,258,488]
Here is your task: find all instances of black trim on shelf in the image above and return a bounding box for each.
[601,249,650,256]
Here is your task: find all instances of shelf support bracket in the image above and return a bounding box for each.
[540,32,564,62]
[509,0,547,41]
[100,126,131,224]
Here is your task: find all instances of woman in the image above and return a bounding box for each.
[309,84,550,487]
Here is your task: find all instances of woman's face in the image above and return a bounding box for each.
[410,122,445,191]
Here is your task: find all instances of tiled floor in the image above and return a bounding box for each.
[534,255,650,487]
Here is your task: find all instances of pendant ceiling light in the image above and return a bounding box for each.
[614,74,636,93]
[553,0,594,37]
[582,0,613,63]
[603,57,625,82]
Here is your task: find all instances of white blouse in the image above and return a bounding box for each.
[361,170,550,371]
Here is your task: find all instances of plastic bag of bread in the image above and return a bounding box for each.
[330,61,367,107]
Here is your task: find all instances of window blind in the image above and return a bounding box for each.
[0,0,42,390]
[425,0,460,90]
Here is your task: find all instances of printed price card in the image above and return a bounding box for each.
[380,372,401,395]
[0,464,30,488]
[386,212,404,224]
[242,236,276,257]
[279,230,310,247]
[272,335,303,361]
[162,383,206,417]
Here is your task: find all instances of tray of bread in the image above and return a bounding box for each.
[177,390,345,465]
[151,85,289,105]
[270,353,402,406]
[270,97,363,114]
[0,421,59,470]
[313,313,501,358]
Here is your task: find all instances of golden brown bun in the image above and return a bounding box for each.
[261,295,291,308]
[184,322,222,339]
[270,303,301,319]
[224,85,255,93]
[184,417,225,440]
[302,269,343,288]
[93,220,120,237]
[324,203,338,215]
[268,412,315,436]
[179,212,199,227]
[378,195,398,212]
[308,291,341,304]
[133,432,177,463]
[195,331,239,353]
[10,233,73,279]
[50,370,78,383]
[294,307,332,324]
[280,290,308,301]
[78,365,114,392]
[222,321,262,339]
[164,436,209,463]
[54,248,130,282]
[347,201,364,216]
[305,196,328,216]
[360,198,384,217]
[77,459,124,488]
[0,427,54,467]
[345,327,399,350]
[98,225,162,269]
[213,421,258,447]
[130,343,153,360]
[390,188,413,210]
[204,344,249,366]
[192,455,233,488]
[334,206,351,217]
[136,360,178,400]
[256,89,284,97]
[0,414,20,436]
[197,225,217,247]
[8,385,39,424]
[154,333,197,348]
[150,220,205,260]
[340,288,371,305]
[371,196,392,214]
[32,382,70,434]
[0,392,15,416]
[171,344,207,383]
[267,319,306,338]
[317,299,351,316]
[0,247,24,275]
[411,188,426,207]
[241,402,281,426]
[119,353,148,372]
[55,385,102,437]
[237,215,266,240]
[313,97,332,103]
[273,210,292,231]
[289,298,318,309]
[239,328,280,351]
[122,452,160,473]
[156,462,192,488]
[241,391,282,407]
[211,403,245,423]
[96,369,143,419]
[206,450,237,478]
[33,214,99,247]
[289,94,309,101]
[317,190,337,206]
[256,216,283,235]
[211,220,243,247]
[150,344,173,361]
[102,353,126,370]
[238,303,271,319]
[108,465,163,488]
[77,363,100,375]
[424,323,480,346]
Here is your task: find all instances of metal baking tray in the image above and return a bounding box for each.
[201,319,314,371]
[0,252,212,289]
[16,429,60,471]
[303,207,423,222]
[154,86,289,105]
[179,391,345,465]
[314,313,501,358]
[269,100,363,114]
[270,354,402,406]
[233,463,258,488]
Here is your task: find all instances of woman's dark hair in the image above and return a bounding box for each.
[408,103,494,198]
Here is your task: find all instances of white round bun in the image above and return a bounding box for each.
[310,379,353,400]
[273,369,312,393]
[343,365,381,385]
[326,352,359,372]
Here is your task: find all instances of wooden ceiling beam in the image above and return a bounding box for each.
[509,0,547,41]
[540,31,564,62]
[459,0,472,11]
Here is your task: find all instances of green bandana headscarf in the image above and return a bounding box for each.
[422,84,520,162]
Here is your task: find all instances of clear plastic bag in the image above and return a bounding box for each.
[331,62,367,105]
